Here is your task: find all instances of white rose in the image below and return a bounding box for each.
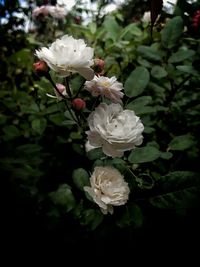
[84,166,130,214]
[35,35,94,80]
[85,75,124,104]
[86,103,144,158]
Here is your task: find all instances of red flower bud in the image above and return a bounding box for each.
[72,98,86,111]
[33,60,49,76]
[192,10,200,28]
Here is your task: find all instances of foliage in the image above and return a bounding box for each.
[1,0,200,247]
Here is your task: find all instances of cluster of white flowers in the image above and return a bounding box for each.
[32,5,67,20]
[35,35,145,214]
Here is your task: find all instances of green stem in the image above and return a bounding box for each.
[45,73,78,124]
[65,77,72,99]
[74,79,86,98]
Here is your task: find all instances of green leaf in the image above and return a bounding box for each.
[9,48,32,67]
[21,103,40,114]
[156,171,200,191]
[160,152,173,160]
[87,148,105,160]
[89,22,97,34]
[16,144,42,154]
[161,16,184,49]
[31,118,47,135]
[49,184,76,212]
[124,67,150,97]
[103,16,121,41]
[150,187,200,210]
[3,125,21,140]
[168,49,195,63]
[169,134,195,151]
[133,106,157,115]
[120,23,142,38]
[137,45,162,61]
[176,65,197,75]
[128,146,160,164]
[149,171,200,210]
[116,203,143,228]
[49,114,65,126]
[81,209,104,230]
[151,66,168,79]
[127,96,152,109]
[72,168,90,191]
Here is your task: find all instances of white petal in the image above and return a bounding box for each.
[77,67,94,80]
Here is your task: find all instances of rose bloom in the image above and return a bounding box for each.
[85,75,124,103]
[86,103,144,158]
[84,166,130,214]
[35,35,94,80]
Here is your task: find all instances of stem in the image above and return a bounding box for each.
[65,77,72,99]
[45,73,79,124]
[165,75,192,106]
[74,79,86,98]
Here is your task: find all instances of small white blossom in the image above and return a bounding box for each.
[86,103,144,158]
[84,166,130,214]
[35,35,94,80]
[85,75,124,103]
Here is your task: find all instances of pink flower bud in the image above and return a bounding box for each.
[33,60,49,76]
[56,83,66,93]
[93,58,105,75]
[72,98,86,111]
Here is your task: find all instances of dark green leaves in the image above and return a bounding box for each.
[31,118,47,135]
[137,46,162,62]
[161,16,184,49]
[169,134,195,151]
[3,125,20,140]
[150,171,200,210]
[124,67,150,97]
[72,168,90,191]
[151,66,167,79]
[128,146,160,164]
[103,16,121,41]
[49,184,76,212]
[168,49,195,63]
[116,203,143,228]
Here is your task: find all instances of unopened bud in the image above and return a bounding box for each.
[72,98,86,111]
[93,58,105,75]
[56,83,66,93]
[33,60,49,76]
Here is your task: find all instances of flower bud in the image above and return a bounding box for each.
[72,98,86,111]
[56,83,66,93]
[33,60,49,76]
[93,58,105,75]
[192,10,200,28]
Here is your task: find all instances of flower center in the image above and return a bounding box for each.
[100,81,110,87]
